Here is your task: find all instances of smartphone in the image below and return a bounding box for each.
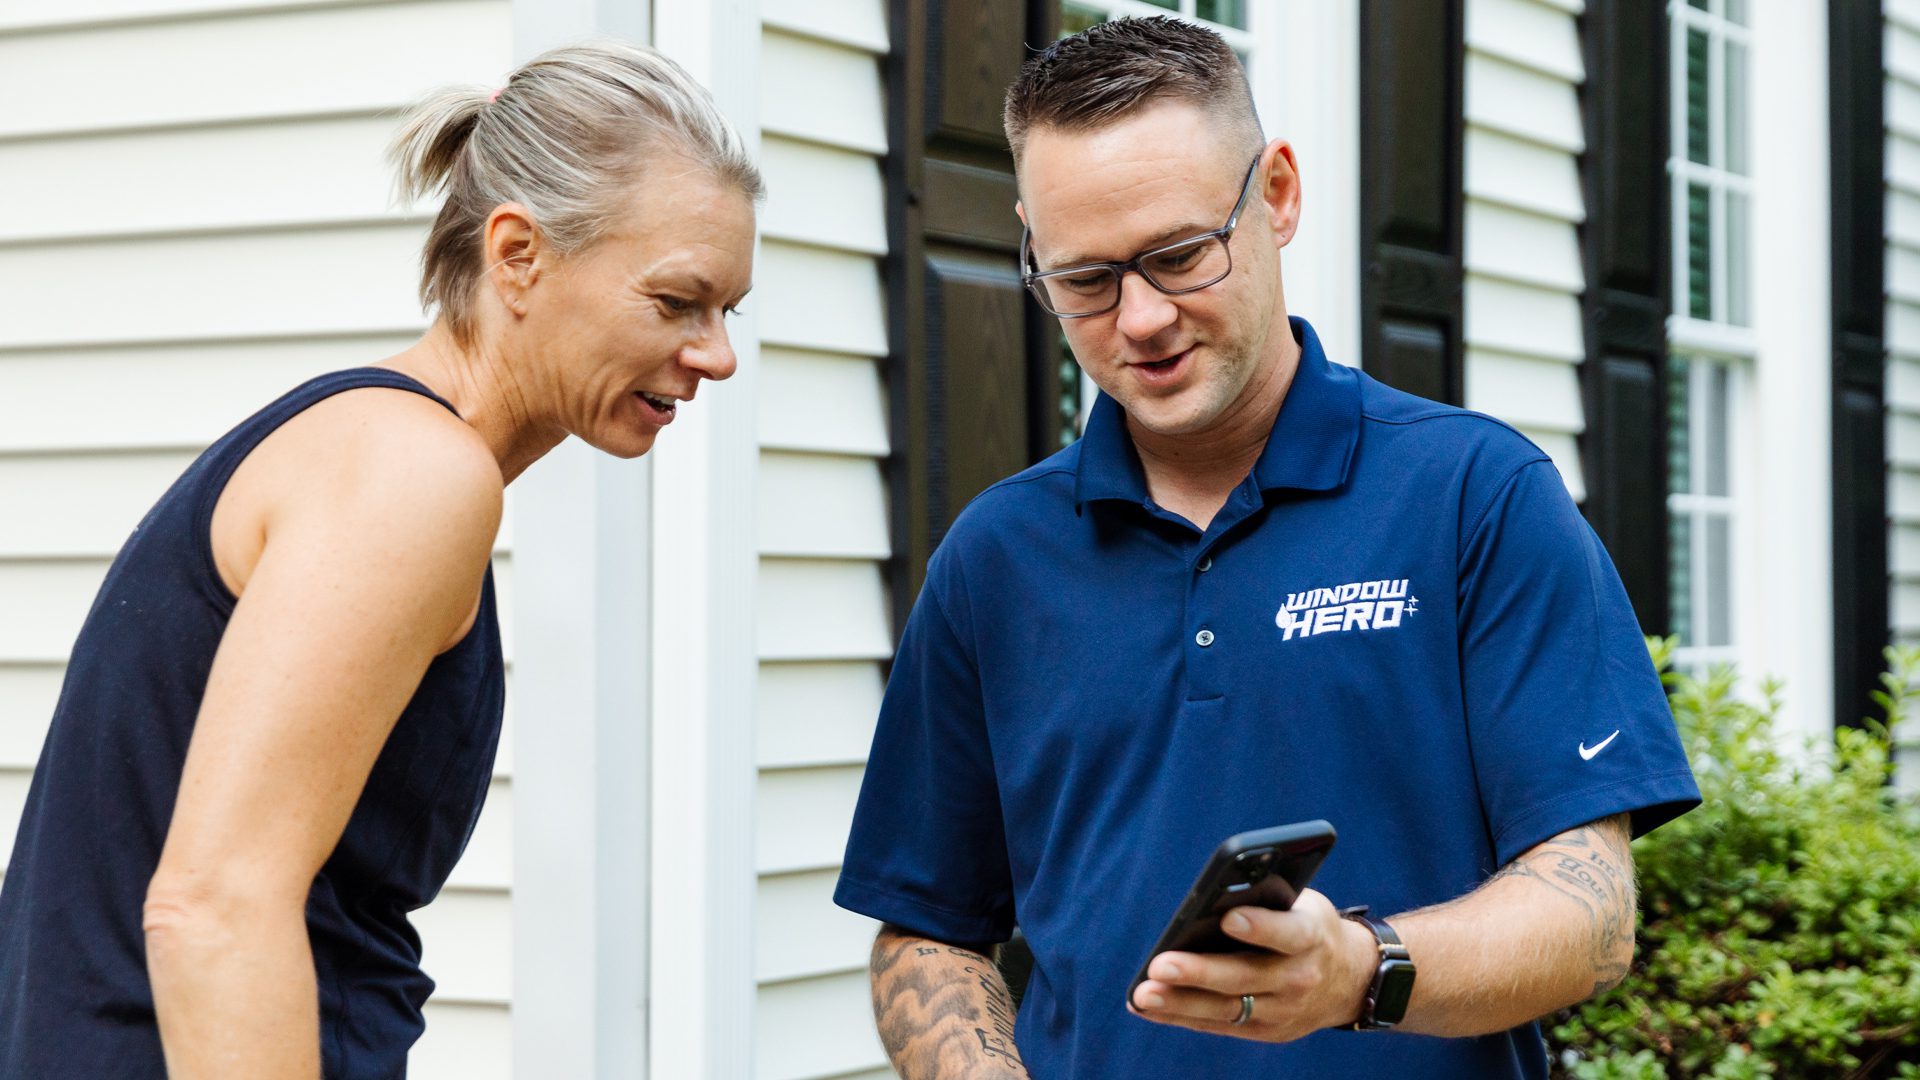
[1128,820,1337,997]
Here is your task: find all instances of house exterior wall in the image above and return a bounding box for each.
[0,3,516,1076]
[749,1,898,1075]
[1462,0,1590,499]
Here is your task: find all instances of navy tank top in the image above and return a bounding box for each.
[0,369,506,1079]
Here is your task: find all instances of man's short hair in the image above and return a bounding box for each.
[1002,16,1263,163]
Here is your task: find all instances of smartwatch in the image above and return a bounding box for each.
[1338,905,1416,1030]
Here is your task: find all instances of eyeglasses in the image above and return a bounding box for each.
[1020,155,1263,319]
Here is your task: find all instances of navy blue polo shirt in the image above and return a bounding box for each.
[835,318,1700,1079]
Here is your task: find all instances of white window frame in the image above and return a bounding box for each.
[1667,0,1754,677]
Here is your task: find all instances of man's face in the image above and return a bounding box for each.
[1018,102,1295,438]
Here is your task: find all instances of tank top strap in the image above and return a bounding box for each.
[187,367,470,613]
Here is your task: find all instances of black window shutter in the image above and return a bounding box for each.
[1358,0,1466,405]
[1830,2,1889,730]
[1578,0,1671,634]
[885,0,1057,630]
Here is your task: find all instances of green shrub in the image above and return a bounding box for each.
[1548,643,1920,1079]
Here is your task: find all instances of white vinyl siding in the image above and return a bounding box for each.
[1461,0,1589,499]
[1887,0,1920,788]
[0,3,516,1076]
[752,1,897,1078]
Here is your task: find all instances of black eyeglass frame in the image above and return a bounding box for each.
[1019,154,1264,319]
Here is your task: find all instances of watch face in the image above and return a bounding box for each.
[1374,960,1417,1022]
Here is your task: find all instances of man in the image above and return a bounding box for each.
[834,17,1700,1079]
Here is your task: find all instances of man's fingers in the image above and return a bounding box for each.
[1145,950,1266,995]
[1130,981,1249,1026]
[1221,889,1337,954]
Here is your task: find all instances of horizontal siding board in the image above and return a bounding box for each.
[0,1,510,140]
[756,660,884,770]
[413,887,511,1005]
[757,452,890,559]
[1463,275,1585,361]
[755,868,878,984]
[0,336,420,452]
[760,136,887,256]
[412,1001,512,1080]
[443,779,510,891]
[1465,0,1584,82]
[758,348,889,456]
[757,558,893,661]
[755,764,864,875]
[0,224,430,350]
[760,0,887,54]
[1893,19,1920,77]
[1891,355,1920,410]
[0,663,60,768]
[0,0,376,32]
[1889,133,1920,190]
[1464,126,1584,222]
[0,115,427,245]
[759,30,886,155]
[1890,189,1920,249]
[1464,349,1585,434]
[0,770,26,871]
[754,969,889,1080]
[1465,52,1584,152]
[0,450,197,558]
[1463,198,1584,291]
[758,240,889,356]
[1525,429,1586,502]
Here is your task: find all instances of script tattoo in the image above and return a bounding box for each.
[962,964,1026,1070]
[1496,815,1636,994]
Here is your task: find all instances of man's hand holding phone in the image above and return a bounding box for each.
[1126,888,1377,1043]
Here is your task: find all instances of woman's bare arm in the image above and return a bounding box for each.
[870,925,1032,1080]
[144,392,502,1080]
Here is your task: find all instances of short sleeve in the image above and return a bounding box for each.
[1458,460,1701,867]
[833,558,1016,944]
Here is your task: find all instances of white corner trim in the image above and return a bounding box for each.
[647,2,762,1079]
[1254,0,1361,365]
[1743,0,1833,743]
[509,4,655,1079]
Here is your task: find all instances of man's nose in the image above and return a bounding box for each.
[1112,272,1178,342]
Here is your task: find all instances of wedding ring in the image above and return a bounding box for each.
[1231,993,1255,1026]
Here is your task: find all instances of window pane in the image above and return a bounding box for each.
[1195,0,1248,28]
[1726,188,1749,327]
[1055,331,1082,448]
[1061,3,1105,35]
[1687,182,1713,319]
[1138,0,1178,8]
[1687,0,1708,9]
[1670,513,1695,646]
[1686,28,1711,165]
[1704,361,1730,496]
[1724,0,1747,25]
[1706,515,1732,646]
[1669,354,1693,495]
[1725,40,1748,175]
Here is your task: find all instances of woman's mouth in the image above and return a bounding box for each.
[635,391,678,424]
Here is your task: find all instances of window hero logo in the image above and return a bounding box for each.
[1276,579,1419,641]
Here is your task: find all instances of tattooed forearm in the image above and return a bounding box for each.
[869,926,1030,1079]
[1500,815,1637,993]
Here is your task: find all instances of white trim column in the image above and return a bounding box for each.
[1744,0,1833,744]
[509,5,656,1079]
[1256,0,1361,365]
[647,2,762,1078]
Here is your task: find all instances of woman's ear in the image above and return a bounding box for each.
[483,203,542,315]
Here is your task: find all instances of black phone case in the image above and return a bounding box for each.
[1128,820,1337,997]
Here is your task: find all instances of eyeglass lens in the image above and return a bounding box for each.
[1031,233,1232,316]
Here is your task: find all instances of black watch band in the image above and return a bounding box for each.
[1338,904,1416,1030]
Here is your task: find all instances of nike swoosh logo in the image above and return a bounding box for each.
[1578,730,1621,760]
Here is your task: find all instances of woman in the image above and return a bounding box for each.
[0,41,760,1079]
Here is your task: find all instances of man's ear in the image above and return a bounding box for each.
[483,202,542,315]
[1015,199,1027,226]
[1259,139,1302,250]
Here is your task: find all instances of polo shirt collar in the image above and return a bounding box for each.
[1073,316,1361,509]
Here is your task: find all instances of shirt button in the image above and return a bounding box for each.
[1197,556,1214,573]
[1195,629,1215,647]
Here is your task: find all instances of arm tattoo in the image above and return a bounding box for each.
[869,928,1028,1078]
[1493,815,1637,994]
